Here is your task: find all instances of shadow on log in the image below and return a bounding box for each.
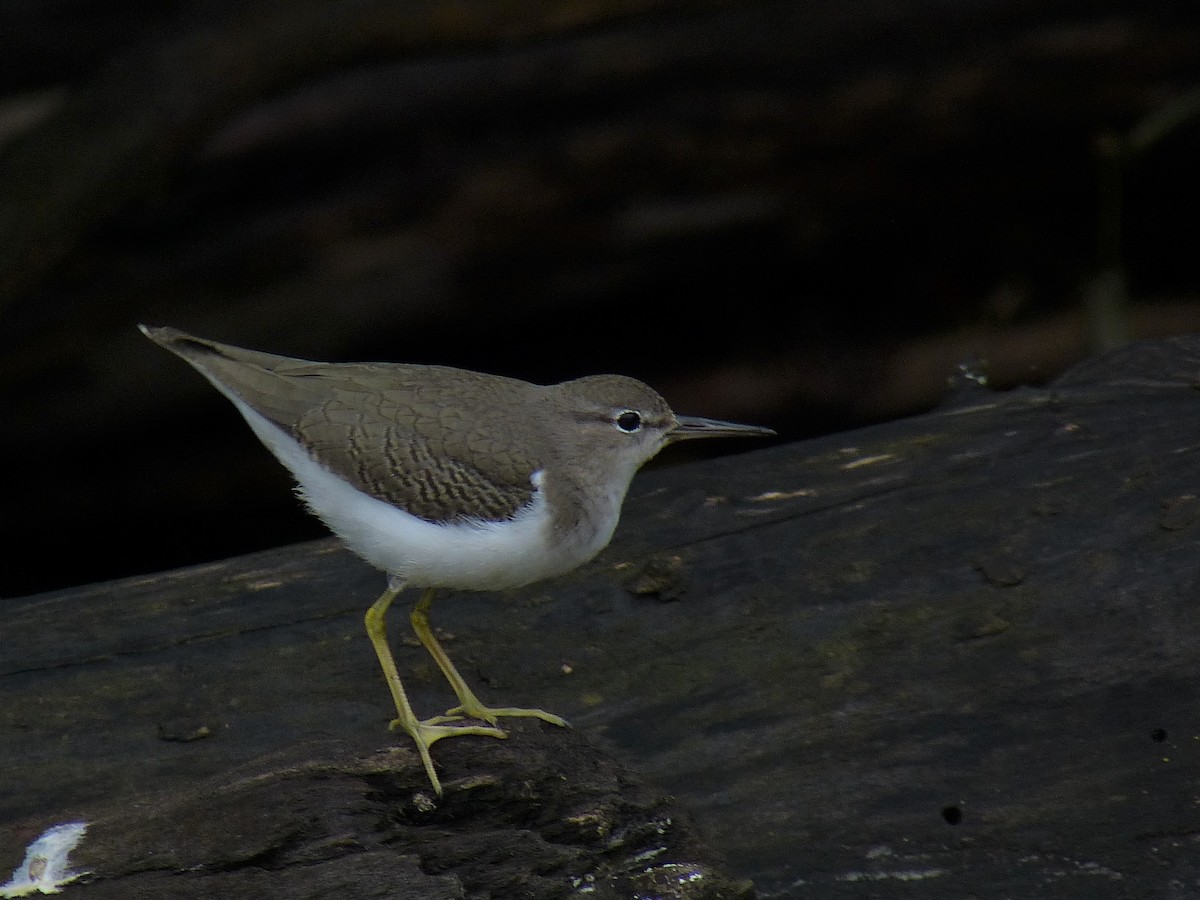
[5,336,1200,896]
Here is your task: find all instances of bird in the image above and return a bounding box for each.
[140,325,774,794]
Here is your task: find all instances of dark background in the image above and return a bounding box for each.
[3,0,1200,598]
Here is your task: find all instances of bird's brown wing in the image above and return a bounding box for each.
[143,327,541,523]
[294,394,537,523]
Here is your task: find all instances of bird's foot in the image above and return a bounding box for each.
[388,717,507,796]
[425,703,569,729]
[389,716,506,740]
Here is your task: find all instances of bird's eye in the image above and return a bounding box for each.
[614,410,643,433]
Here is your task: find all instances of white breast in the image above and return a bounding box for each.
[229,399,612,590]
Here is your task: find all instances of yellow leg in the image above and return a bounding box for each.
[410,587,568,729]
[365,578,505,795]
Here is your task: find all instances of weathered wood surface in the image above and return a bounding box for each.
[1,732,752,899]
[5,336,1200,897]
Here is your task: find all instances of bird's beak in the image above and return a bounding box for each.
[668,415,776,443]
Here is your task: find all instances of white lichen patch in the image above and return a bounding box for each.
[835,867,947,882]
[841,453,897,470]
[0,823,89,897]
[749,488,817,502]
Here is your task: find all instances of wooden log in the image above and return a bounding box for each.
[4,336,1200,896]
